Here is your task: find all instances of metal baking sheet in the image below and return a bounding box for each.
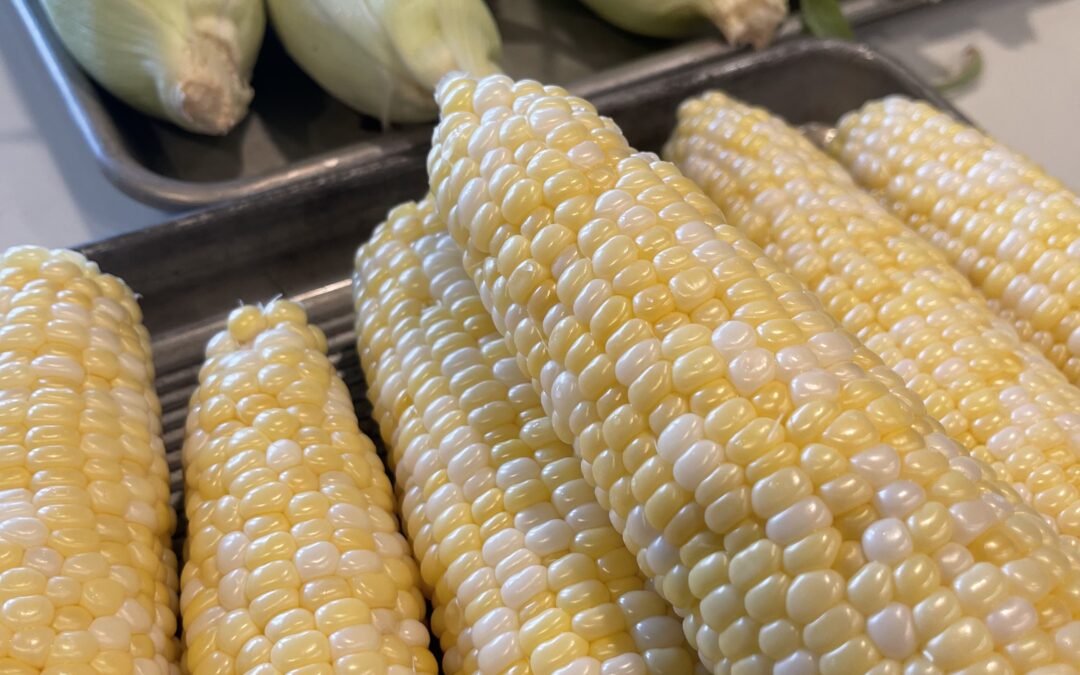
[12,0,950,209]
[68,39,963,539]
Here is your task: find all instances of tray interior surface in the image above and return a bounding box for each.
[80,41,954,546]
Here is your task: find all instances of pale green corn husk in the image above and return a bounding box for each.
[267,0,502,125]
[42,0,265,136]
[579,0,787,48]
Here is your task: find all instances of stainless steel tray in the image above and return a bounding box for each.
[70,39,961,537]
[13,0,948,209]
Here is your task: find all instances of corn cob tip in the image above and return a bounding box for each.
[181,296,436,674]
[700,0,788,49]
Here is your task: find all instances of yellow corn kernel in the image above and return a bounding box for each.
[831,96,1080,385]
[353,198,704,675]
[425,72,1080,673]
[0,246,177,672]
[180,301,435,674]
[664,92,1080,552]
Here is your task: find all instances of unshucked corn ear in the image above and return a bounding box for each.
[831,97,1080,386]
[0,246,178,672]
[41,0,265,135]
[267,0,502,125]
[665,91,1080,552]
[179,300,437,674]
[427,72,1080,672]
[578,0,787,48]
[354,199,705,674]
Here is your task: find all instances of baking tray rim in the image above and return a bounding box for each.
[75,37,967,259]
[13,0,951,210]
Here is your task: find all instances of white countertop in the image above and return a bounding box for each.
[0,0,1077,251]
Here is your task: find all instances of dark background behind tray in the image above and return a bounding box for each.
[71,40,962,544]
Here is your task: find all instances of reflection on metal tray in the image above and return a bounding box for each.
[13,0,949,209]
[72,39,962,538]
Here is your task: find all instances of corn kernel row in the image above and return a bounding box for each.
[356,207,535,674]
[664,91,1080,544]
[831,97,1080,385]
[0,246,178,674]
[179,300,436,675]
[355,198,705,674]
[427,71,1080,673]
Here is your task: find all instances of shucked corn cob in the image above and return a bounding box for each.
[354,197,705,675]
[0,246,178,673]
[179,301,436,675]
[830,97,1080,385]
[664,92,1080,547]
[426,71,1080,672]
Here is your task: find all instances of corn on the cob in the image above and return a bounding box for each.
[354,197,706,675]
[664,92,1080,551]
[425,72,1080,673]
[179,300,436,675]
[830,97,1080,385]
[0,246,178,674]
